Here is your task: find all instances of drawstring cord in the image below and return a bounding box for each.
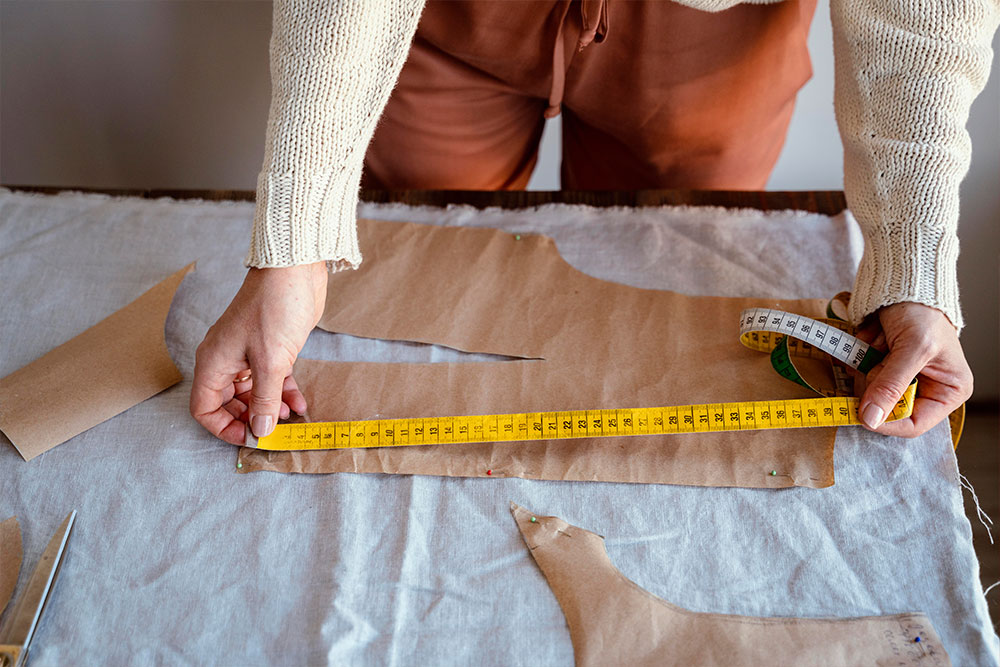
[545,0,610,119]
[578,0,610,49]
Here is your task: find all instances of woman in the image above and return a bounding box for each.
[190,0,997,445]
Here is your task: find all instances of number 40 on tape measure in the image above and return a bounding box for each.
[245,301,958,452]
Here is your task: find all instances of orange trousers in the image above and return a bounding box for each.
[362,0,818,191]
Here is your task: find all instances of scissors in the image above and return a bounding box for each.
[0,511,76,667]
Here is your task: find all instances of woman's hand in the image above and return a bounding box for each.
[853,301,972,438]
[190,262,328,445]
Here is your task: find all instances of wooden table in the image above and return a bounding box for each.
[5,185,847,215]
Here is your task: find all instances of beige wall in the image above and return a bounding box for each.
[1,1,272,189]
[2,0,997,400]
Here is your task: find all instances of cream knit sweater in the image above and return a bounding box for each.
[246,0,999,333]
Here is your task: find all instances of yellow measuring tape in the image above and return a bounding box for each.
[246,302,949,452]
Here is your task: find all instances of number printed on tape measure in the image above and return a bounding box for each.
[738,307,877,371]
[242,307,915,452]
[247,389,916,452]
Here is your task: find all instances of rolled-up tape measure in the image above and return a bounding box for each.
[246,299,962,452]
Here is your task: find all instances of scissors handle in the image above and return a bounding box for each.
[0,645,23,667]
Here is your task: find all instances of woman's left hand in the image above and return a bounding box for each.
[852,301,973,437]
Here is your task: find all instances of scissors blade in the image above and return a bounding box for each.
[0,511,75,661]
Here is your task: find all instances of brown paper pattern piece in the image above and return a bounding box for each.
[0,264,193,461]
[240,220,836,488]
[510,504,950,666]
[0,517,22,619]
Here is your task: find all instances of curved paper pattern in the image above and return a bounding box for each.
[0,264,193,460]
[510,503,950,666]
[0,517,22,618]
[241,220,835,488]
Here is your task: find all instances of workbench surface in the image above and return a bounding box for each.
[1,187,994,665]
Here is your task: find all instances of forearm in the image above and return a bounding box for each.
[246,0,426,271]
[831,0,999,333]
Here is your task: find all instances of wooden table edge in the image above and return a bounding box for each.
[1,185,847,216]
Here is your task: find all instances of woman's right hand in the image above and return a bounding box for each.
[190,261,328,445]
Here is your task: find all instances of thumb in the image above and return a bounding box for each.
[858,345,926,430]
[247,361,288,438]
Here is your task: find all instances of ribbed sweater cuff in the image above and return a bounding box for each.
[847,217,963,334]
[244,167,362,272]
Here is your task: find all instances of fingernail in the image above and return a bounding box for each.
[862,404,885,429]
[251,414,273,437]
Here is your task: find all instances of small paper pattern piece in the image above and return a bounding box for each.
[0,264,193,460]
[240,220,837,488]
[0,517,22,618]
[510,503,950,666]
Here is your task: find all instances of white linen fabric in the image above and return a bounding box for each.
[0,188,995,666]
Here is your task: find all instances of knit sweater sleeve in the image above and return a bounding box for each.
[245,0,426,271]
[830,0,999,333]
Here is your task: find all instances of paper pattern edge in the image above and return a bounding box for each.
[509,503,950,666]
[0,264,194,460]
